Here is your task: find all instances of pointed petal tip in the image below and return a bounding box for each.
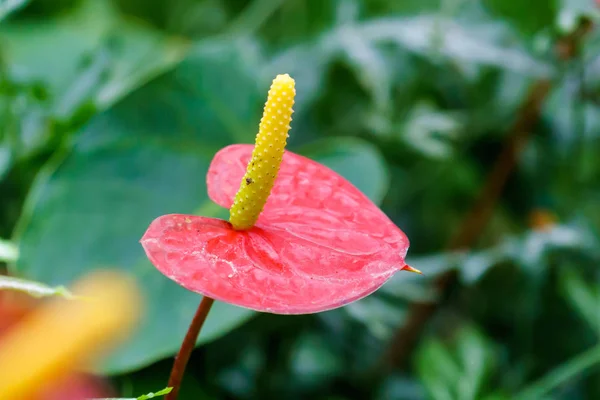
[402,265,422,275]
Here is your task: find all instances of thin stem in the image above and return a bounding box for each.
[515,343,600,400]
[574,49,586,187]
[165,296,215,400]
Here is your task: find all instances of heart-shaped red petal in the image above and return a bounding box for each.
[141,145,409,314]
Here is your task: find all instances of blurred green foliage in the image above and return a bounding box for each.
[1,0,600,399]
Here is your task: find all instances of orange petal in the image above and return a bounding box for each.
[0,270,141,399]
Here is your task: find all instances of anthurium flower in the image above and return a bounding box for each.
[0,271,141,399]
[141,74,415,315]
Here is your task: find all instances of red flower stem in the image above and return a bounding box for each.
[165,296,215,400]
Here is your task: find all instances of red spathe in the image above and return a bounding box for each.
[141,145,409,314]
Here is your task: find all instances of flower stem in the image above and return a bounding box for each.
[165,296,215,400]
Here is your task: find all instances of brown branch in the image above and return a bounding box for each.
[379,20,594,371]
[448,80,552,250]
[166,296,215,400]
[378,80,551,371]
[379,18,595,369]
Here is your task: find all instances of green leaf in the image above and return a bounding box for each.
[11,41,263,374]
[339,16,553,76]
[455,326,496,400]
[459,225,591,284]
[135,387,172,400]
[114,361,213,399]
[484,0,558,35]
[0,0,28,21]
[560,269,600,335]
[0,237,18,262]
[515,344,600,400]
[416,339,461,400]
[95,386,172,400]
[0,275,73,298]
[12,40,391,374]
[343,295,407,339]
[296,137,390,204]
[0,0,187,116]
[481,394,512,400]
[267,10,553,125]
[416,325,498,400]
[558,0,600,32]
[289,333,343,387]
[401,102,463,159]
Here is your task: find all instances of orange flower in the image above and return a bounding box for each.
[0,270,141,399]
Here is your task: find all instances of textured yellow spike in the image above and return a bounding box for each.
[229,74,295,230]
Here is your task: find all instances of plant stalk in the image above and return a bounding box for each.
[165,296,215,400]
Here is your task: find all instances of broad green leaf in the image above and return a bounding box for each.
[296,137,390,205]
[336,23,393,114]
[482,394,512,400]
[0,0,28,21]
[12,41,391,374]
[515,344,600,400]
[341,16,553,76]
[459,225,591,284]
[266,44,328,121]
[367,0,441,15]
[289,333,343,387]
[267,11,552,127]
[343,295,406,339]
[416,325,498,400]
[11,41,262,374]
[0,0,187,116]
[416,338,461,400]
[484,0,558,35]
[401,102,463,159]
[0,275,73,298]
[455,326,496,400]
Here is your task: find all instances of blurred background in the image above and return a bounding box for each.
[1,0,600,399]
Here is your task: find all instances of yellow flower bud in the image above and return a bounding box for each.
[229,74,295,230]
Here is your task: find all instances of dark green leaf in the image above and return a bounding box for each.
[0,0,187,116]
[416,325,498,400]
[561,269,600,335]
[0,0,28,21]
[289,333,343,387]
[484,0,558,35]
[12,41,264,374]
[341,16,553,76]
